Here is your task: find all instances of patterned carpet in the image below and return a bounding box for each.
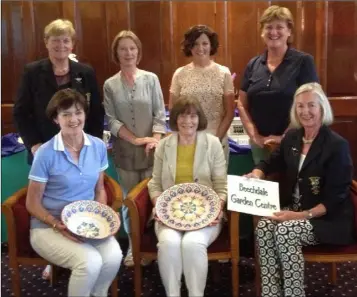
[1,240,357,297]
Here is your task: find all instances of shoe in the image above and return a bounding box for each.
[42,265,52,280]
[124,251,134,267]
[140,258,153,266]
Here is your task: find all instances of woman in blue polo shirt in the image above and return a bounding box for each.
[26,89,122,297]
[237,5,319,164]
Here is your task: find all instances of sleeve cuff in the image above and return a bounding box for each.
[29,175,48,183]
[109,121,124,138]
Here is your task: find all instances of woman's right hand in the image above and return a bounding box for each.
[55,222,83,243]
[134,137,158,146]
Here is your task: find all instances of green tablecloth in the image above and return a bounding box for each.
[1,150,254,243]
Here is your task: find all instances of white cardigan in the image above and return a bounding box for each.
[148,131,227,202]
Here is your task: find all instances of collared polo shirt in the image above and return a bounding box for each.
[29,132,108,229]
[240,47,319,136]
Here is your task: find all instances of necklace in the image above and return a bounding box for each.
[64,140,81,152]
[302,137,314,144]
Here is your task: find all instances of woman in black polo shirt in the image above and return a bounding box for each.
[237,5,319,164]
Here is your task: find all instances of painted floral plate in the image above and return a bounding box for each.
[156,183,221,231]
[61,200,120,239]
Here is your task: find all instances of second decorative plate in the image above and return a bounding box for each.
[156,183,221,231]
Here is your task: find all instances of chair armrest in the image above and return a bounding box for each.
[1,187,28,258]
[124,178,152,249]
[104,174,124,211]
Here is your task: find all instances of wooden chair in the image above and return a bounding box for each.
[1,173,123,297]
[254,180,357,296]
[124,178,240,297]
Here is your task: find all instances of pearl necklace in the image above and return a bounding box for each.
[302,137,314,144]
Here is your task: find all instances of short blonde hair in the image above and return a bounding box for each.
[44,19,76,40]
[260,5,294,44]
[290,83,334,128]
[111,30,142,65]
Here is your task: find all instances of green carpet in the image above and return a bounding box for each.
[1,151,254,243]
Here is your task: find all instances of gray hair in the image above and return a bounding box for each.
[290,82,334,128]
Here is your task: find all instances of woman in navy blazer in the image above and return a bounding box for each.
[247,82,356,297]
[13,19,104,164]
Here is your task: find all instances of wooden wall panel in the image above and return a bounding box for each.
[326,2,357,96]
[104,2,130,76]
[228,2,268,89]
[2,0,357,134]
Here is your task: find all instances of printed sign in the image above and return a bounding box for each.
[227,175,280,217]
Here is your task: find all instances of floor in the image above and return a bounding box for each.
[1,240,357,297]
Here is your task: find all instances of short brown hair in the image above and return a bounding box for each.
[111,30,142,65]
[46,89,88,120]
[182,25,219,57]
[169,97,208,131]
[44,19,76,41]
[259,5,294,44]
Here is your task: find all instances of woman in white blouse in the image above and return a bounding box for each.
[103,30,166,267]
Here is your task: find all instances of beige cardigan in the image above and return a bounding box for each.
[148,131,227,202]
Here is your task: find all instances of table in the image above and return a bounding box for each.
[1,150,255,243]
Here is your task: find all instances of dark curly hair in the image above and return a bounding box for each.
[181,25,219,57]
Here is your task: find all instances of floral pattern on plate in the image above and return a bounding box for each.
[61,200,120,239]
[156,183,221,231]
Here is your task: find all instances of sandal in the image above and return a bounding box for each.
[124,252,134,267]
[140,258,153,266]
[42,265,52,280]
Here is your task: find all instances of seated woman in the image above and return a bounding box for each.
[26,89,122,297]
[148,97,227,297]
[246,82,356,297]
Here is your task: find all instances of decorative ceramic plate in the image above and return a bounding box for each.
[156,183,221,231]
[61,200,120,239]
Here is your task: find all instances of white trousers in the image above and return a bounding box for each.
[30,228,123,297]
[155,221,222,297]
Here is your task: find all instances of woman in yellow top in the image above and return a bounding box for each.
[148,97,227,297]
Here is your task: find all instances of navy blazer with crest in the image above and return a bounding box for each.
[13,58,104,163]
[256,125,356,245]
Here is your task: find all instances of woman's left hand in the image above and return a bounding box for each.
[267,210,304,222]
[145,142,158,156]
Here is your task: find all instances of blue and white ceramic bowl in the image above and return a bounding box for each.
[61,200,120,239]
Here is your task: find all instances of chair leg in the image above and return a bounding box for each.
[110,276,119,297]
[9,263,21,297]
[231,258,239,297]
[329,263,337,285]
[134,260,142,297]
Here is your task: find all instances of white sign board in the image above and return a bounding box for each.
[227,175,280,217]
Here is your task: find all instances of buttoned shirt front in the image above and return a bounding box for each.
[240,48,319,136]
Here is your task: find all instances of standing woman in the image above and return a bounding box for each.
[13,19,104,164]
[169,25,235,160]
[237,5,319,164]
[103,30,166,266]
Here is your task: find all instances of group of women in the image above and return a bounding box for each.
[13,5,356,297]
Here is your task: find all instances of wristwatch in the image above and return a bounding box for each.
[306,210,313,219]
